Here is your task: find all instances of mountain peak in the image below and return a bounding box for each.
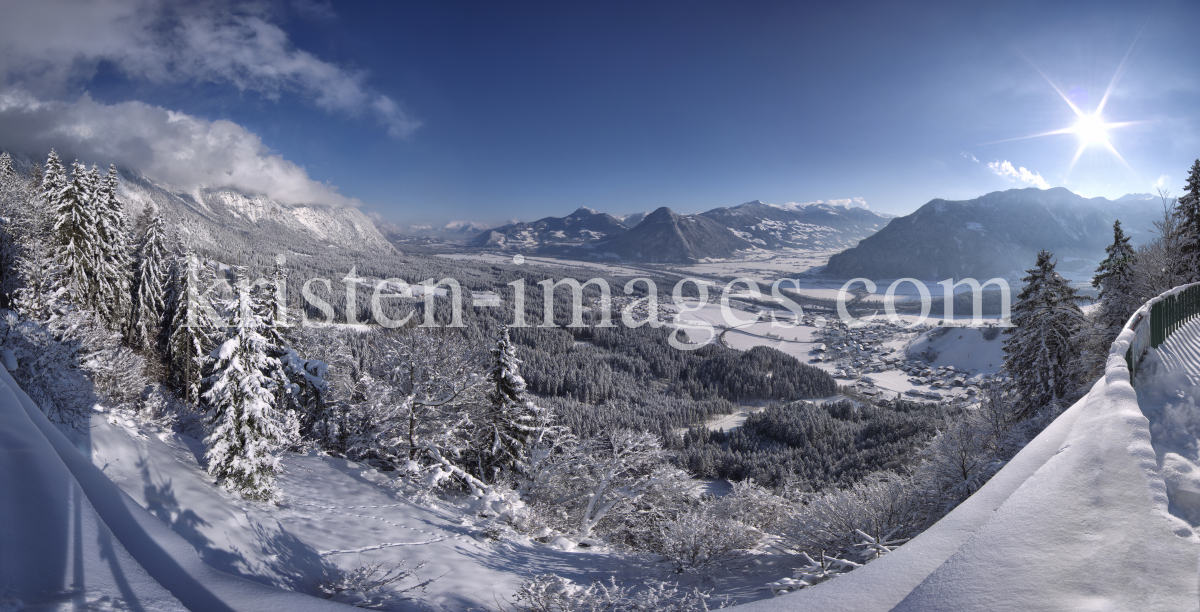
[1114,193,1157,203]
[570,206,599,217]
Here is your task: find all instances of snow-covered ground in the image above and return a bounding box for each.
[85,413,637,610]
[1,358,795,611]
[731,310,1200,611]
[0,365,350,611]
[667,299,1001,402]
[904,326,1005,374]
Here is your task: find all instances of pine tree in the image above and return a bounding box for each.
[52,161,100,308]
[41,151,67,217]
[168,250,220,404]
[202,271,289,502]
[128,212,170,351]
[0,153,19,308]
[1092,219,1138,332]
[246,261,303,446]
[93,165,132,329]
[473,327,555,481]
[1174,159,1200,282]
[1003,250,1085,417]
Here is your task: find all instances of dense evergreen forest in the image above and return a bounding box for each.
[679,399,955,488]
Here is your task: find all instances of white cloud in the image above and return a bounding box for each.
[0,0,419,138]
[1155,174,1171,189]
[960,151,980,162]
[0,91,358,207]
[987,160,1050,189]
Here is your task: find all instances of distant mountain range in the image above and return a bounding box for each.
[469,200,894,263]
[824,187,1163,280]
[577,206,754,263]
[699,200,892,250]
[395,220,495,238]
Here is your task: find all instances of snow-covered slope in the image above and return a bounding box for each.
[0,359,637,610]
[905,326,1006,374]
[0,364,351,611]
[733,302,1200,611]
[117,173,395,256]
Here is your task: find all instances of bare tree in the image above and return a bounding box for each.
[1133,188,1186,299]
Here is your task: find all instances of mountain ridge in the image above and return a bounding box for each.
[823,187,1164,280]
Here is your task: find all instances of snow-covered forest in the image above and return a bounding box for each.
[3,149,1200,609]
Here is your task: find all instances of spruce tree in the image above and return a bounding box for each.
[1092,219,1138,332]
[168,250,220,404]
[0,153,23,309]
[1003,250,1085,417]
[474,327,554,481]
[41,151,67,212]
[1174,159,1200,282]
[51,161,99,308]
[202,271,289,502]
[128,213,170,351]
[92,165,133,329]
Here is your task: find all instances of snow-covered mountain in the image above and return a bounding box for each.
[396,220,494,237]
[698,200,893,251]
[583,206,754,263]
[117,172,396,256]
[824,187,1164,280]
[468,200,893,262]
[471,207,633,250]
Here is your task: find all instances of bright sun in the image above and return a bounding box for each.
[984,50,1143,175]
[1073,114,1109,146]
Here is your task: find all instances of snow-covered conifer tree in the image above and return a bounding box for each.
[202,271,289,501]
[1003,250,1085,417]
[51,161,100,308]
[0,153,23,309]
[41,150,67,211]
[473,327,554,481]
[93,165,132,329]
[168,250,220,403]
[1174,159,1200,282]
[1092,220,1138,333]
[128,212,170,350]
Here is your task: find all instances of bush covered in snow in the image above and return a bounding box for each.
[313,558,432,609]
[645,510,761,573]
[506,574,729,612]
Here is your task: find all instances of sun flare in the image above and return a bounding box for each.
[1072,114,1109,146]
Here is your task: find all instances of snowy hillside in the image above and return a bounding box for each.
[0,360,646,611]
[0,364,350,611]
[117,174,395,256]
[905,325,1006,374]
[731,309,1200,611]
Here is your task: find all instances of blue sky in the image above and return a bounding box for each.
[1,1,1197,225]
